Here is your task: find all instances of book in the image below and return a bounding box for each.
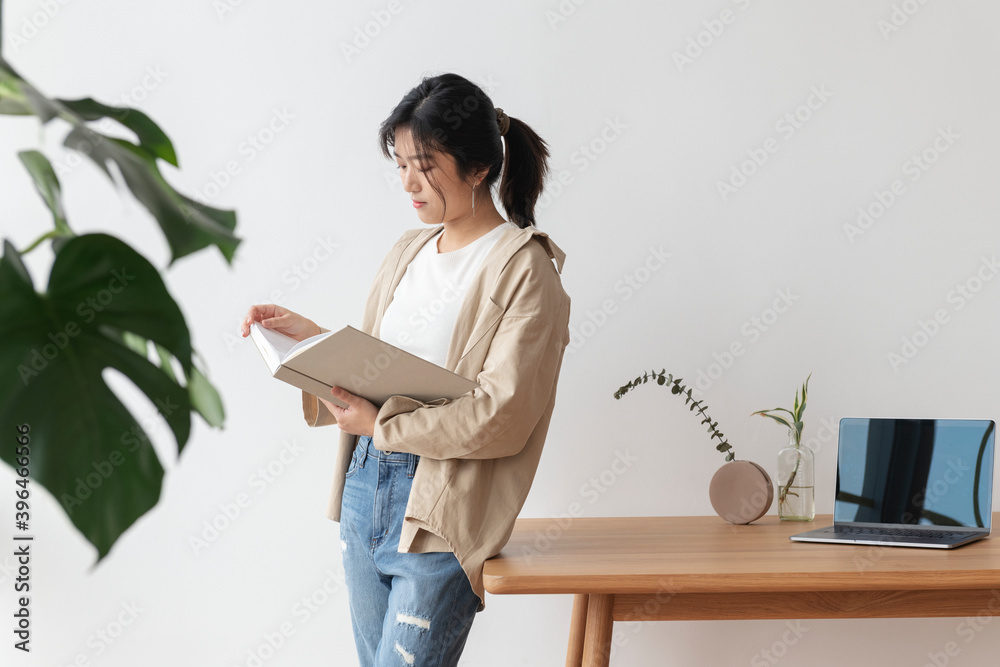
[248,322,480,409]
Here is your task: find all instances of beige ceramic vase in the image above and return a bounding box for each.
[708,460,774,524]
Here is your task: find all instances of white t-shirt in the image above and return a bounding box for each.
[379,222,514,367]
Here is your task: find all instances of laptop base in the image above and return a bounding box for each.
[790,525,988,549]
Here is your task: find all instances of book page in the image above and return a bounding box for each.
[285,329,336,360]
[249,323,297,370]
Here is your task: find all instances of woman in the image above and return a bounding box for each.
[239,72,570,666]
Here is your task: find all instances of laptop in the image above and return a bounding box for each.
[790,417,996,549]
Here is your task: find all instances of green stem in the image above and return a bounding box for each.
[0,78,26,104]
[20,228,66,254]
[779,441,802,511]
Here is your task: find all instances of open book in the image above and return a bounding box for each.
[249,323,479,408]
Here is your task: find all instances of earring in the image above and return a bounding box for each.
[472,178,482,217]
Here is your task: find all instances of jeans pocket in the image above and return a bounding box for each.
[345,442,362,479]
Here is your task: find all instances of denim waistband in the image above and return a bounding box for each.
[356,435,419,473]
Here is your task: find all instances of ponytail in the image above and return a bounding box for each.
[498,116,550,228]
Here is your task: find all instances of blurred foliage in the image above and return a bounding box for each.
[0,7,236,559]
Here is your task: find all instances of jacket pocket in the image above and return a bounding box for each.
[457,297,505,366]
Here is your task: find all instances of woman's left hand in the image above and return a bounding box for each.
[327,386,378,437]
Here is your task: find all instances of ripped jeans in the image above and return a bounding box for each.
[339,435,480,666]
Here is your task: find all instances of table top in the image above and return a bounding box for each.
[482,513,1000,596]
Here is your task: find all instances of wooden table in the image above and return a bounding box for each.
[482,513,1000,666]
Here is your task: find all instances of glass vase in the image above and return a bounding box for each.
[777,428,815,521]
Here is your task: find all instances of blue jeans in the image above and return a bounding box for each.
[339,435,480,666]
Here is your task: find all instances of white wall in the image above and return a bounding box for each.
[2,0,999,665]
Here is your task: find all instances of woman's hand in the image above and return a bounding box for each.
[325,386,378,437]
[239,304,321,342]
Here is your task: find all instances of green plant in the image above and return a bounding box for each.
[614,369,735,461]
[0,2,236,560]
[751,373,812,510]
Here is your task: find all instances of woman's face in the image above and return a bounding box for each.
[393,126,474,225]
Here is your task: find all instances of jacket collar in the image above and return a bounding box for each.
[372,223,565,342]
[397,223,565,273]
[495,226,565,273]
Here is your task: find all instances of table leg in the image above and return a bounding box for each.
[582,593,614,667]
[566,593,590,667]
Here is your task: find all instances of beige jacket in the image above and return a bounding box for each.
[301,224,570,612]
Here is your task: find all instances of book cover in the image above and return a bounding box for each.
[249,323,479,408]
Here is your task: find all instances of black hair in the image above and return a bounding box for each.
[377,72,550,228]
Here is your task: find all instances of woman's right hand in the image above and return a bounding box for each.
[239,304,322,342]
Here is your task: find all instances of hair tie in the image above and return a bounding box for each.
[495,107,510,137]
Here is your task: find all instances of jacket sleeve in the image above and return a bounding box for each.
[373,291,569,460]
[301,326,338,427]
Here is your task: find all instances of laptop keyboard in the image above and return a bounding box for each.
[835,526,971,540]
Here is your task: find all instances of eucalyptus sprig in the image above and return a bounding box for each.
[614,369,735,461]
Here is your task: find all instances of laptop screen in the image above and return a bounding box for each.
[835,418,995,529]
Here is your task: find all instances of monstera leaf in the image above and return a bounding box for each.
[0,55,240,265]
[0,234,198,558]
[0,6,232,561]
